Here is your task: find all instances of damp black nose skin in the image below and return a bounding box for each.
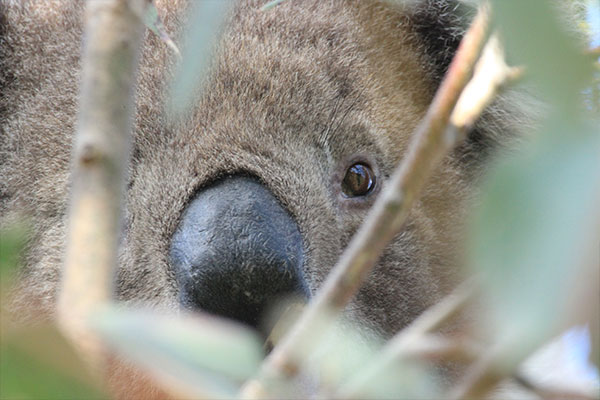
[169,176,308,329]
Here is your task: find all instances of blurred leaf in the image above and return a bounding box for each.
[0,223,27,282]
[333,343,438,400]
[260,0,289,11]
[0,322,105,399]
[467,0,600,374]
[91,307,264,398]
[310,321,380,391]
[344,361,438,400]
[143,2,181,58]
[168,1,230,117]
[301,316,438,400]
[492,0,594,114]
[470,120,600,346]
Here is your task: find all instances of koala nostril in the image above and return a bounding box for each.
[169,176,308,333]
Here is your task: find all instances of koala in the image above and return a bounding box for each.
[1,0,532,396]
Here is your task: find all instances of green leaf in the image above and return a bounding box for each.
[91,307,264,397]
[260,0,290,11]
[0,223,27,285]
[143,2,181,58]
[0,323,105,400]
[470,120,600,346]
[492,0,594,114]
[168,1,230,117]
[469,0,600,370]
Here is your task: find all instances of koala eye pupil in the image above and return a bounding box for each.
[341,163,375,197]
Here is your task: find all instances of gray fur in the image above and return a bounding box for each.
[1,0,533,396]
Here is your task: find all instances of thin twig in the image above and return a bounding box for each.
[239,5,492,398]
[513,373,600,400]
[450,343,600,400]
[335,279,476,399]
[447,343,507,400]
[404,336,482,363]
[57,0,147,370]
[450,35,524,133]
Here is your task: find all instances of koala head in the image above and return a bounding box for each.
[1,0,528,348]
[117,0,478,338]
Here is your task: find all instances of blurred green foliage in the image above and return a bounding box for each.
[467,0,600,371]
[168,0,230,117]
[91,307,264,398]
[0,224,27,285]
[1,327,105,400]
[1,0,598,398]
[1,224,105,399]
[143,3,181,59]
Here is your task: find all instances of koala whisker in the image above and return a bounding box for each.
[318,94,343,149]
[328,90,363,141]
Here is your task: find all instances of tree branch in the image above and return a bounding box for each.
[57,0,147,370]
[336,32,522,400]
[240,5,492,398]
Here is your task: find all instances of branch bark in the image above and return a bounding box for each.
[58,0,146,370]
[240,5,492,398]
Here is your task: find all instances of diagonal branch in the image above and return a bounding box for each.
[240,5,493,398]
[334,35,523,398]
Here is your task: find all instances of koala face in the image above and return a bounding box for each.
[113,0,476,339]
[2,0,521,343]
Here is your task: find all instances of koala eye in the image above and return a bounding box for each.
[341,162,376,197]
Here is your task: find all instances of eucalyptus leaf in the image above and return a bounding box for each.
[491,0,594,114]
[467,0,600,373]
[306,316,437,400]
[168,1,230,117]
[470,120,600,344]
[0,323,105,399]
[91,307,264,398]
[260,0,290,11]
[143,2,181,58]
[0,223,27,284]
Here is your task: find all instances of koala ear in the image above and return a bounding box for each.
[406,0,477,85]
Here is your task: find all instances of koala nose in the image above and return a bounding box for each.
[169,176,308,331]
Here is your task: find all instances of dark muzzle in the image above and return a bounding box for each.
[169,175,308,331]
